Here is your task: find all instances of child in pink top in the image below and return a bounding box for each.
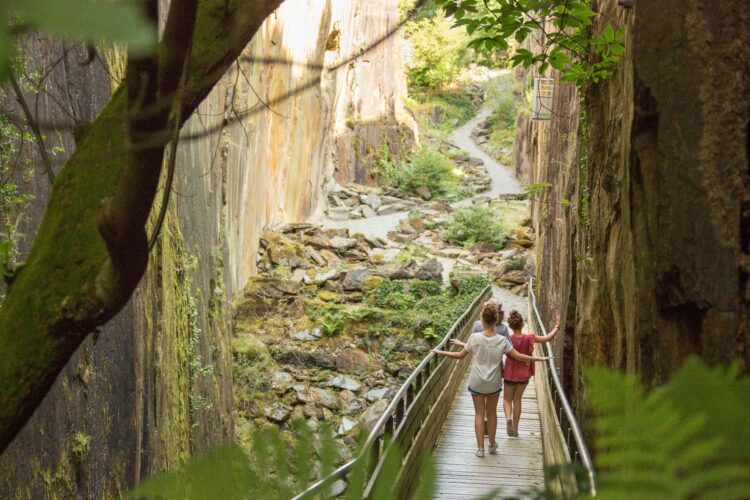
[502,309,560,437]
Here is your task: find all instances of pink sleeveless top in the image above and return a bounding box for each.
[503,334,535,382]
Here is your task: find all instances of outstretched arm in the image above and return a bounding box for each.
[507,349,550,362]
[431,347,469,359]
[535,311,561,343]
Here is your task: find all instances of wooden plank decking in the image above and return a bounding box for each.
[432,371,546,499]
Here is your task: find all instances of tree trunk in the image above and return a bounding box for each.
[0,0,284,453]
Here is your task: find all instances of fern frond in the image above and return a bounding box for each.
[587,356,750,499]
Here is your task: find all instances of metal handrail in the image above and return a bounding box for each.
[294,285,492,499]
[529,276,596,496]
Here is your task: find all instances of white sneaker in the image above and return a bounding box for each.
[475,448,485,457]
[488,442,498,455]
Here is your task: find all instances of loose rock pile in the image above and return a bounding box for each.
[236,197,533,454]
[471,117,513,165]
[234,223,456,462]
[324,151,490,222]
[326,184,424,221]
[464,82,487,107]
[255,224,445,293]
[376,197,535,296]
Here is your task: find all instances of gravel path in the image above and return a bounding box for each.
[450,107,522,198]
[323,103,521,239]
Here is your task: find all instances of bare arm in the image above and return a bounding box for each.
[431,348,469,359]
[507,348,550,362]
[535,311,561,343]
[450,339,466,348]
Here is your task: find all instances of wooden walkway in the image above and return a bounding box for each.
[433,370,546,499]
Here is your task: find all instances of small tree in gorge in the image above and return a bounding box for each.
[435,0,625,85]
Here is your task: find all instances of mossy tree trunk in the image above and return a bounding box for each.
[0,0,284,453]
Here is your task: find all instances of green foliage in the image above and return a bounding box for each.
[587,357,750,499]
[342,304,383,323]
[446,272,489,296]
[399,0,441,21]
[177,253,214,425]
[364,276,487,340]
[396,147,458,196]
[0,95,35,289]
[434,0,625,86]
[405,15,467,90]
[481,74,524,165]
[421,327,440,341]
[374,141,400,187]
[319,311,346,336]
[412,272,488,336]
[441,204,505,249]
[431,89,476,122]
[0,0,155,81]
[305,301,385,337]
[396,243,429,262]
[523,182,553,197]
[408,87,478,136]
[406,85,478,137]
[367,279,430,310]
[231,335,270,363]
[376,146,463,199]
[486,92,518,131]
[131,423,436,500]
[69,432,90,464]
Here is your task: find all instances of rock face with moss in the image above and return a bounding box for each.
[517,0,750,439]
[0,41,235,497]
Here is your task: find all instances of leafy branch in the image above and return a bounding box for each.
[435,0,625,85]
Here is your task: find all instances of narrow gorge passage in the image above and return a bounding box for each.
[3,0,746,497]
[227,68,537,495]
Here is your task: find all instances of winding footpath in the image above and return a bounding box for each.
[451,106,522,199]
[323,101,544,498]
[323,103,522,239]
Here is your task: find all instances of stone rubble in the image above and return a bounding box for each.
[236,190,534,479]
[323,147,492,221]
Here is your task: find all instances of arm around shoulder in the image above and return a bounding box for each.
[507,348,549,362]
